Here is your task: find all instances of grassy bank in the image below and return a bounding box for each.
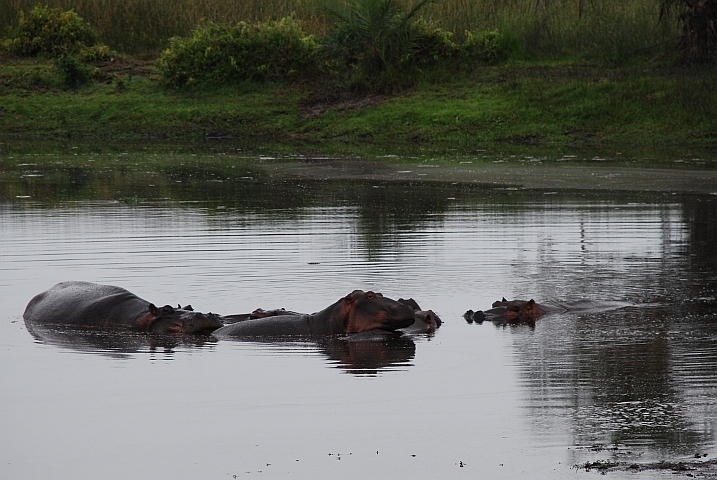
[1,56,715,147]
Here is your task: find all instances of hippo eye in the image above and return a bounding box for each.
[160,305,175,315]
[366,293,375,300]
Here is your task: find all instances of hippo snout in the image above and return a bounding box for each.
[390,303,417,329]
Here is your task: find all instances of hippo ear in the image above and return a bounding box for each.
[183,305,193,311]
[160,305,175,315]
[148,303,159,315]
[527,299,535,308]
[343,293,356,304]
[502,297,507,302]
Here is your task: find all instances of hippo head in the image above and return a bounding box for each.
[402,309,441,334]
[416,310,441,332]
[494,299,545,323]
[141,304,224,334]
[341,290,416,334]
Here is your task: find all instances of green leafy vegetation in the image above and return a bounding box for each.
[3,4,108,59]
[157,17,318,88]
[53,54,90,87]
[318,0,436,90]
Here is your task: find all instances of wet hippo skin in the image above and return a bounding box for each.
[213,290,416,338]
[24,281,224,334]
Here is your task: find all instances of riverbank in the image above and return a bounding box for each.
[1,55,716,148]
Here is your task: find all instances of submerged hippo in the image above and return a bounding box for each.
[24,281,224,334]
[213,290,416,338]
[464,297,631,325]
[223,296,441,336]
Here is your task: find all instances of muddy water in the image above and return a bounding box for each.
[1,144,716,479]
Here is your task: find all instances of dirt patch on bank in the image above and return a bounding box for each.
[299,92,388,119]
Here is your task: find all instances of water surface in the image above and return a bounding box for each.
[1,142,716,479]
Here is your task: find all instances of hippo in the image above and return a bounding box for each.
[212,290,416,338]
[223,296,441,336]
[465,298,632,326]
[23,281,224,334]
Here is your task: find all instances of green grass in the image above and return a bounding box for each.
[1,56,716,147]
[303,66,717,145]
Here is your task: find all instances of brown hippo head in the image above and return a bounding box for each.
[340,290,416,334]
[492,298,546,323]
[139,304,224,334]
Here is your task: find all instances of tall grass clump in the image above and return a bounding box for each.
[157,17,318,87]
[417,0,678,63]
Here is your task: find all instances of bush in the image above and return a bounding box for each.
[319,0,507,92]
[407,19,459,68]
[54,54,91,88]
[319,0,435,90]
[4,5,101,57]
[156,17,318,88]
[460,30,505,65]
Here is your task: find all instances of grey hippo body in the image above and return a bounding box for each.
[213,290,416,338]
[24,281,223,334]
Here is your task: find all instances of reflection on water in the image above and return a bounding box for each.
[25,321,419,375]
[24,321,219,360]
[1,145,716,479]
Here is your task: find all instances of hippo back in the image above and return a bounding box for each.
[23,281,147,329]
[213,314,318,338]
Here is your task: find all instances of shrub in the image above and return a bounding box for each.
[319,0,435,90]
[156,17,318,88]
[4,5,100,57]
[460,30,505,65]
[408,19,459,67]
[54,54,91,88]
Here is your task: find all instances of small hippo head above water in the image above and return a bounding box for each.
[465,297,546,325]
[490,298,546,322]
[140,304,224,334]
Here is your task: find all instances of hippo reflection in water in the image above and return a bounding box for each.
[214,290,416,338]
[23,281,224,334]
[464,297,631,326]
